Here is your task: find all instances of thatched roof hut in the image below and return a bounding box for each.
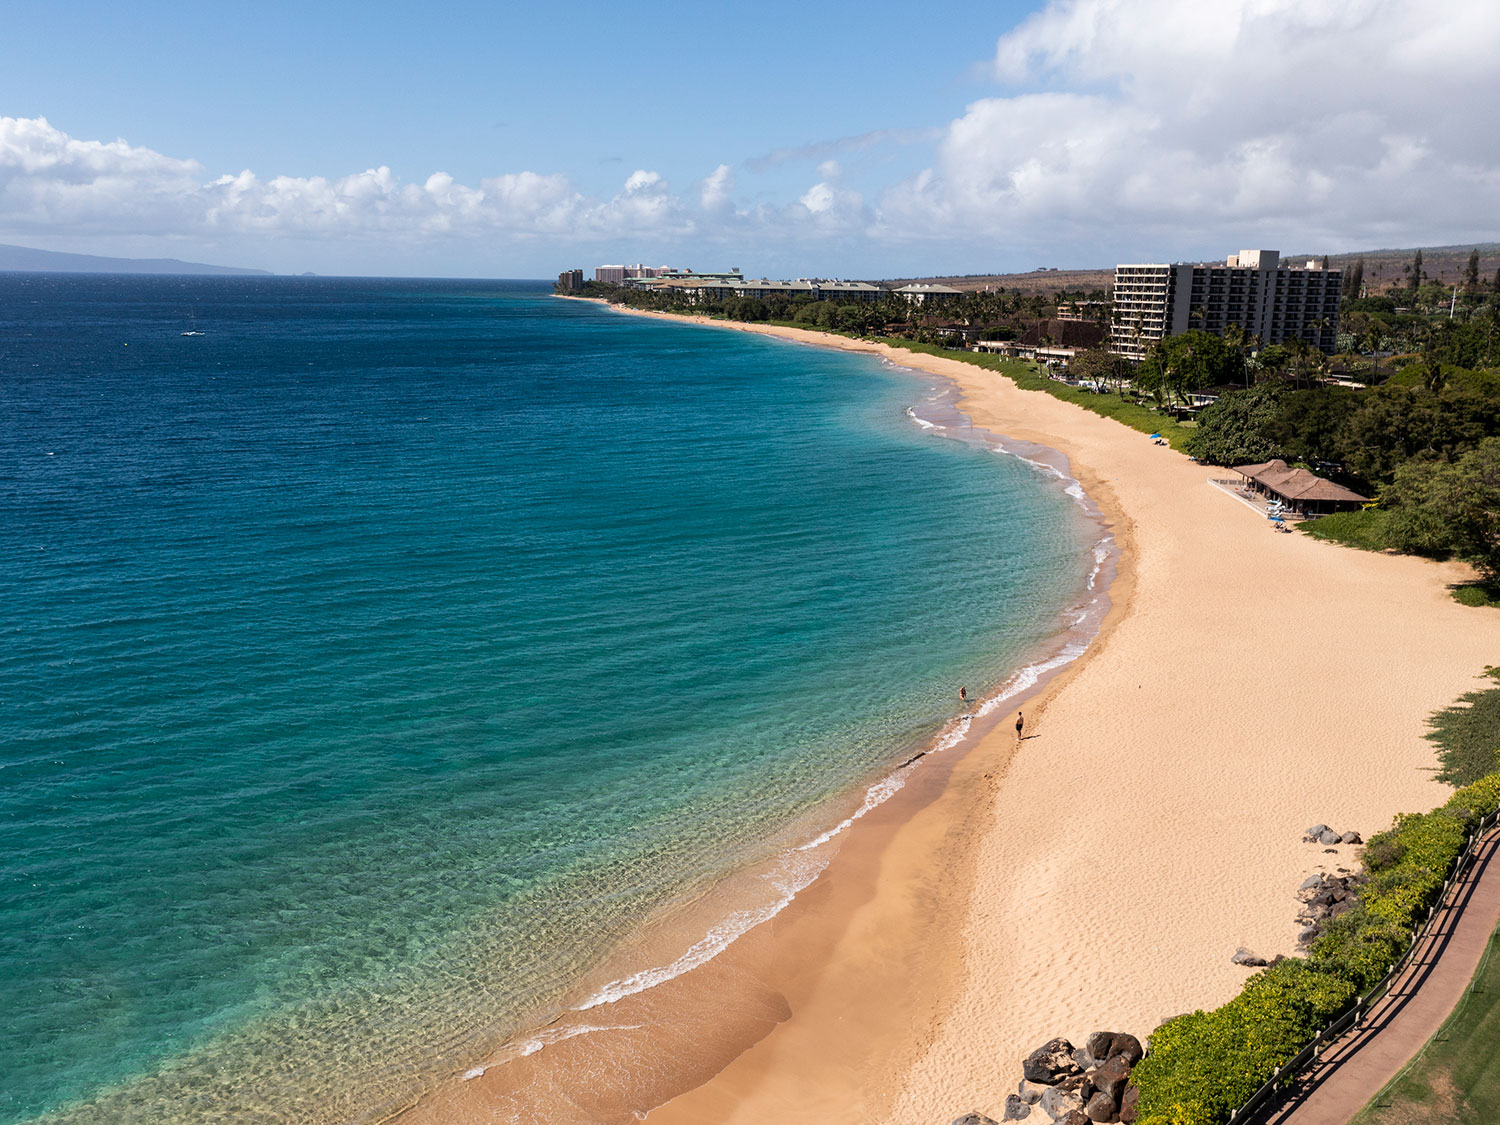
[1232,459,1368,515]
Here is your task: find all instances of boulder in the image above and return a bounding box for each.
[1304,824,1329,841]
[1039,1085,1084,1121]
[1059,1112,1092,1125]
[1298,875,1325,895]
[1024,1039,1081,1085]
[1084,1032,1142,1065]
[1057,1073,1091,1098]
[1003,1095,1032,1121]
[1085,1090,1119,1122]
[1119,1086,1140,1124]
[1232,947,1269,967]
[1093,1055,1131,1102]
[1110,1033,1143,1066]
[954,1115,1000,1125]
[1319,829,1342,845]
[1072,1047,1096,1072]
[1018,1080,1046,1105]
[1298,925,1320,945]
[1341,830,1363,845]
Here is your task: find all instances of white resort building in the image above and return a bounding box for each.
[891,282,963,305]
[1110,250,1342,360]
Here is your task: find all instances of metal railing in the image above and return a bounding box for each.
[1223,808,1500,1124]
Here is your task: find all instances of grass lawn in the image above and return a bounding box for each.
[1425,668,1500,786]
[1452,584,1500,609]
[1351,924,1500,1125]
[1299,508,1398,552]
[873,339,1195,450]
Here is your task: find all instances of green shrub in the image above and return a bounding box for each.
[1132,961,1356,1125]
[1309,909,1407,992]
[1448,770,1500,817]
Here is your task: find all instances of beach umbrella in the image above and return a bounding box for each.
[1148,432,1161,439]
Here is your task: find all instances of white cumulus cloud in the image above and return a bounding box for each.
[882,0,1500,255]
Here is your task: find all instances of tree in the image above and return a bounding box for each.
[1068,347,1124,388]
[1135,331,1244,404]
[1384,438,1500,579]
[1411,249,1424,293]
[1494,266,1500,294]
[1345,256,1365,297]
[1266,387,1361,467]
[1465,249,1481,293]
[1183,381,1289,465]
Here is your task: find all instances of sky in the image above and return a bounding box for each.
[2,0,1498,279]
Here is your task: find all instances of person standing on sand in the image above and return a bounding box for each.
[1015,710,1024,739]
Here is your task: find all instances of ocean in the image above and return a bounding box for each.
[0,276,1101,1122]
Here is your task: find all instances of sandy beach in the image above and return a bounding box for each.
[400,306,1500,1124]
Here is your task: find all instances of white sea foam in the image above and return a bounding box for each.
[904,406,939,431]
[796,767,913,852]
[576,851,826,1011]
[463,1022,648,1076]
[974,641,1089,718]
[517,1022,646,1057]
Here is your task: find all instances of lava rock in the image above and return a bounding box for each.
[1093,1054,1131,1102]
[1341,830,1363,845]
[1024,1039,1081,1085]
[1298,925,1320,945]
[1039,1085,1084,1121]
[1072,1047,1096,1072]
[1085,1032,1143,1065]
[1003,1095,1032,1121]
[1018,1080,1046,1105]
[1298,875,1325,895]
[1059,1112,1092,1125]
[1304,824,1329,841]
[1119,1086,1140,1124]
[1057,1073,1091,1098]
[1232,947,1270,967]
[1319,828,1342,845]
[953,1115,1000,1125]
[1085,1090,1119,1122]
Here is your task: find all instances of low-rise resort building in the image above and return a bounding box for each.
[1232,459,1368,517]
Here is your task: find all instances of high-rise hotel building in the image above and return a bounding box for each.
[1110,250,1341,360]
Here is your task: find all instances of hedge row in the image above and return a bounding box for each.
[1129,771,1500,1125]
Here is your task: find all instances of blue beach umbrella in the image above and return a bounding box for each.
[1148,432,1161,439]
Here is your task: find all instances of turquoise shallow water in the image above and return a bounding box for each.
[0,278,1094,1122]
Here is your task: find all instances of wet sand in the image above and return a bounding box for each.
[398,307,1500,1124]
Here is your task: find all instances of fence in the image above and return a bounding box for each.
[1224,807,1500,1124]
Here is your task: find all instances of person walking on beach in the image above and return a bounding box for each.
[958,686,967,702]
[1015,710,1025,739]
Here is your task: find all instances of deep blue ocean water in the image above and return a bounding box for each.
[0,276,1093,1122]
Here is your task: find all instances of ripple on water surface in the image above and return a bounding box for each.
[0,277,1097,1122]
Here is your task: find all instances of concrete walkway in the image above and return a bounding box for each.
[1256,826,1500,1125]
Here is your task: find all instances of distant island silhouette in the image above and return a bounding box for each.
[0,242,271,276]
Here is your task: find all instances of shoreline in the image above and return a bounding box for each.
[390,302,1121,1125]
[400,301,1500,1124]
